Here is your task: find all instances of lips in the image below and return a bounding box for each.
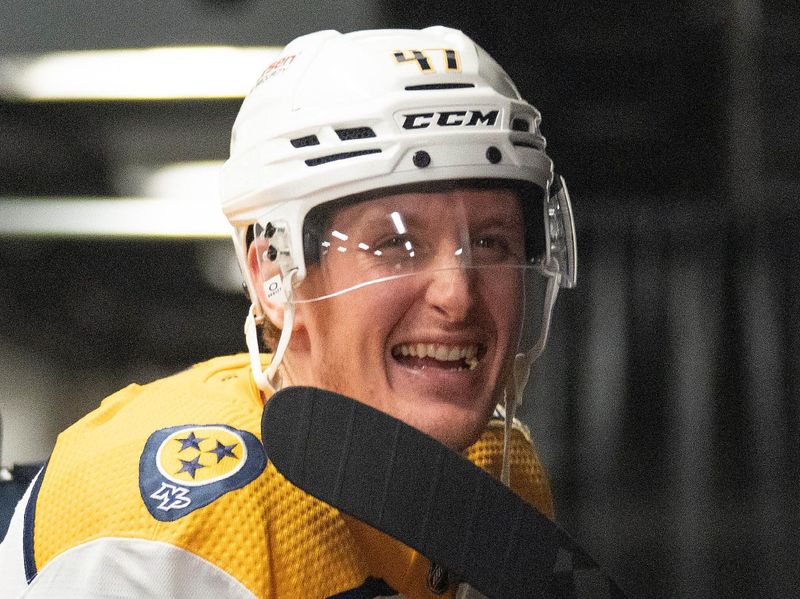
[391,342,482,370]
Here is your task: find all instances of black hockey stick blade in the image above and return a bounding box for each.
[262,386,627,599]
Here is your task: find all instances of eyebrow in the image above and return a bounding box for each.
[334,206,428,232]
[331,199,523,233]
[475,215,523,229]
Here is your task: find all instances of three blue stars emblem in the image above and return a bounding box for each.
[172,431,239,478]
[140,424,266,522]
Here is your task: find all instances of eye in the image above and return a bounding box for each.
[375,235,409,250]
[373,233,423,257]
[474,236,503,250]
[472,233,521,263]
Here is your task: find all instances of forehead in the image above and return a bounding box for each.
[327,186,523,226]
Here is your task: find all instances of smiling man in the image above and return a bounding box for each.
[254,184,533,451]
[0,27,576,598]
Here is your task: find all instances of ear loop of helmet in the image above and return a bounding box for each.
[245,269,297,395]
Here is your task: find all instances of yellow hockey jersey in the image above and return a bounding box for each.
[0,354,554,598]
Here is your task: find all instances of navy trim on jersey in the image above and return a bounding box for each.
[328,576,398,598]
[23,461,47,583]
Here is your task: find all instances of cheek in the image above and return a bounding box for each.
[480,276,524,338]
[302,290,404,407]
[304,284,413,357]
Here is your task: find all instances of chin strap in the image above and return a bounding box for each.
[245,270,297,395]
[455,583,490,598]
[499,272,561,487]
[245,304,272,392]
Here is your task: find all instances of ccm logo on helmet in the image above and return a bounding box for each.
[399,109,500,130]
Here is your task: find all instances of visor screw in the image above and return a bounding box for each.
[267,245,278,261]
[486,146,502,164]
[264,222,277,238]
[413,150,431,168]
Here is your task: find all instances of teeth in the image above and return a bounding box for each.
[392,342,481,366]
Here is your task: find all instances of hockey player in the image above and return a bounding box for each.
[0,26,577,598]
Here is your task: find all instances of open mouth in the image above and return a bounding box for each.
[391,342,484,371]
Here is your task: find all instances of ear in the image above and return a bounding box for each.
[247,239,305,332]
[248,239,286,329]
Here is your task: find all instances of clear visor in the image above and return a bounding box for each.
[253,181,556,357]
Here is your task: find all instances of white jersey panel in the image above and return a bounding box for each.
[0,473,39,596]
[16,537,256,599]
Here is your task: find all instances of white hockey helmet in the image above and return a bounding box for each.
[220,26,576,400]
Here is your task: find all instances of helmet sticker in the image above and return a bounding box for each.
[395,107,500,130]
[139,424,266,521]
[393,48,461,72]
[252,53,298,91]
[264,274,287,304]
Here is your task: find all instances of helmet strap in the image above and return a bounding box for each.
[246,270,297,395]
[499,272,562,486]
[245,303,273,393]
[500,382,516,486]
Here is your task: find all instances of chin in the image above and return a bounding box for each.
[402,403,490,452]
[427,423,484,452]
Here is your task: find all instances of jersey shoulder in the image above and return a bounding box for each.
[467,420,555,519]
[27,354,273,594]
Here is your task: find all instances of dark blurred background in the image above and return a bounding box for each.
[0,1,797,597]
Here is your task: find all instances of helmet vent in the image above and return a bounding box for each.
[305,149,382,167]
[335,127,377,141]
[405,83,475,91]
[290,135,320,148]
[511,118,530,132]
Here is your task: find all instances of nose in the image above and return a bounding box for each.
[424,262,474,322]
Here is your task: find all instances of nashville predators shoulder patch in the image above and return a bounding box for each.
[139,424,266,521]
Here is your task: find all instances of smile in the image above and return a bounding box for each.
[391,342,482,370]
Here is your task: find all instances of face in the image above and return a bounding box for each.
[268,187,527,451]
